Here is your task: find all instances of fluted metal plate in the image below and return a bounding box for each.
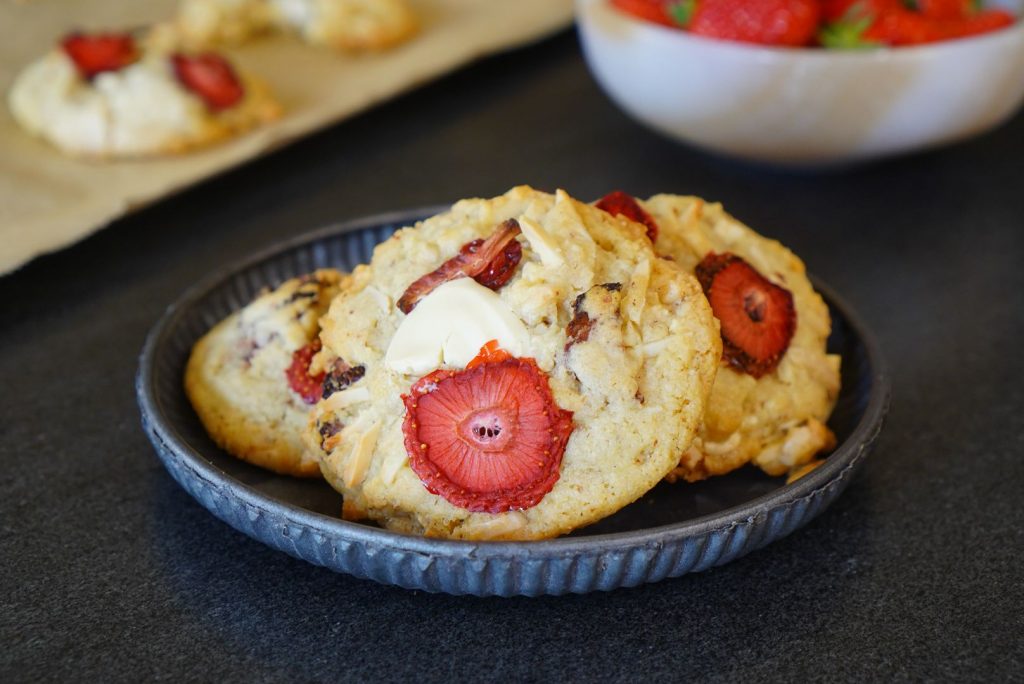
[136,207,890,596]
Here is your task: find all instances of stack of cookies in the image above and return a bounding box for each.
[185,186,841,540]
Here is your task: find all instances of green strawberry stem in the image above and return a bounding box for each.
[818,17,881,48]
[667,0,697,28]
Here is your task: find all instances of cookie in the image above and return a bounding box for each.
[155,0,276,48]
[638,194,841,481]
[162,0,417,51]
[185,269,346,477]
[306,186,721,540]
[8,31,280,158]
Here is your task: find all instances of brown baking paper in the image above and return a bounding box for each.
[0,0,573,274]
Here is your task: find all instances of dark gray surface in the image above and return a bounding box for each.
[2,29,1022,680]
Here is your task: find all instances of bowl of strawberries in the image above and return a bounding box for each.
[576,0,1024,164]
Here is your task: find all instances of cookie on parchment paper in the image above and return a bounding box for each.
[8,31,280,158]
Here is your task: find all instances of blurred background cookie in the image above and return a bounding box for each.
[159,0,418,51]
[8,30,280,158]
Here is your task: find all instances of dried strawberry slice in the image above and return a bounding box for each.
[460,236,523,290]
[321,361,365,400]
[61,32,138,80]
[595,190,659,243]
[466,340,512,369]
[285,339,326,404]
[397,219,523,314]
[696,252,796,378]
[402,356,574,513]
[171,52,244,111]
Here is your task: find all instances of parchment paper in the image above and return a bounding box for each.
[0,0,573,274]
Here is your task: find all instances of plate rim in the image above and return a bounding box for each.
[136,207,890,560]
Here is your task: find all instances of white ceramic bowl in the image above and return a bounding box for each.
[576,0,1024,165]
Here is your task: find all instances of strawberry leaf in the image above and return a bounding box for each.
[667,0,697,27]
[819,17,880,48]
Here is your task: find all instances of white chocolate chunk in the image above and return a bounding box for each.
[384,278,529,375]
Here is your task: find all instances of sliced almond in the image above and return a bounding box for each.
[518,216,564,268]
[343,420,382,488]
[379,449,407,485]
[323,385,371,412]
[621,257,651,326]
[461,511,527,540]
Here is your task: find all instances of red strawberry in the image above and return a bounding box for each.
[60,32,138,80]
[609,0,677,26]
[916,0,975,20]
[673,0,820,47]
[940,9,1015,39]
[402,356,574,513]
[171,52,245,111]
[819,1,931,47]
[595,191,659,242]
[285,339,326,404]
[397,219,522,313]
[820,0,902,23]
[696,252,796,378]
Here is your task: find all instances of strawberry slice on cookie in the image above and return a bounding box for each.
[171,52,245,111]
[595,190,659,243]
[696,252,796,378]
[61,32,139,79]
[402,350,574,514]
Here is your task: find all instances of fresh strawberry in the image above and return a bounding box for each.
[609,0,677,26]
[285,339,326,404]
[171,52,245,111]
[940,9,1015,39]
[60,32,138,80]
[397,219,522,313]
[820,0,902,23]
[915,0,976,20]
[672,0,820,47]
[402,356,574,513]
[595,191,659,242]
[821,3,940,46]
[696,252,796,378]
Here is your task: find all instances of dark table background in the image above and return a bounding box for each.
[3,30,1023,682]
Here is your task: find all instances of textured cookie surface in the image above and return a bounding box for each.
[8,44,279,158]
[642,195,841,481]
[307,186,721,540]
[185,270,345,477]
[164,0,417,50]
